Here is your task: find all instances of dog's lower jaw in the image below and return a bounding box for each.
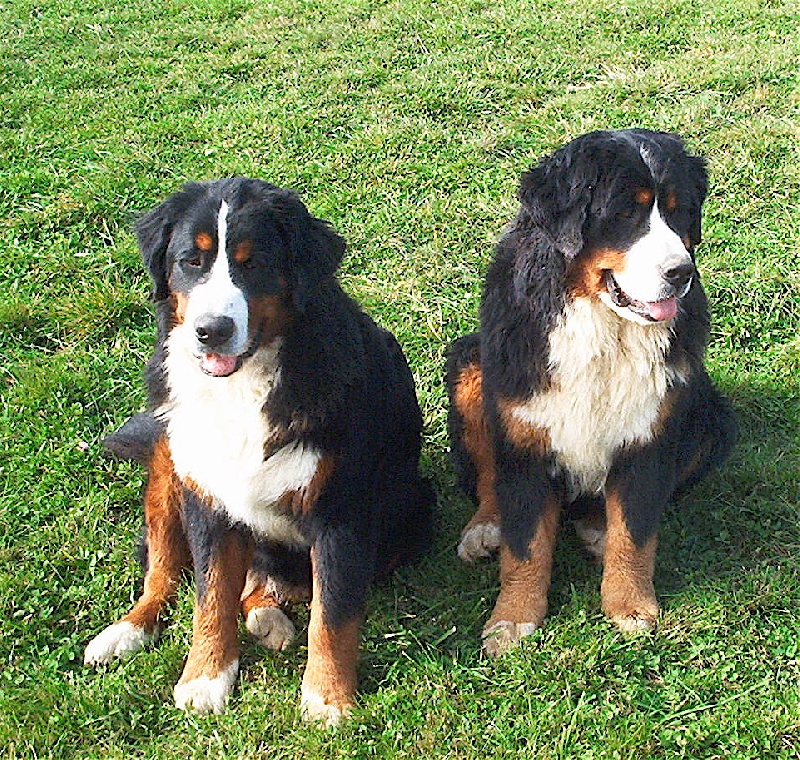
[173,659,239,714]
[300,682,352,728]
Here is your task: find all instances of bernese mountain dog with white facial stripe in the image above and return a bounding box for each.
[84,178,434,724]
[447,129,736,656]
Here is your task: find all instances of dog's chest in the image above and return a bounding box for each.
[160,342,318,544]
[510,299,684,497]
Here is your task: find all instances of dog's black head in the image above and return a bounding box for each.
[135,178,345,376]
[518,129,708,324]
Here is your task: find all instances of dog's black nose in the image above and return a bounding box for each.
[662,261,695,294]
[195,315,235,348]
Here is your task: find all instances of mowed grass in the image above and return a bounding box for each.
[1,0,798,757]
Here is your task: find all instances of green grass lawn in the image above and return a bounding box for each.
[1,0,798,757]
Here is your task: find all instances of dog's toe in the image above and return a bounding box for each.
[173,661,239,715]
[481,619,539,658]
[245,606,296,651]
[300,685,351,728]
[458,522,501,563]
[611,611,658,634]
[84,621,152,666]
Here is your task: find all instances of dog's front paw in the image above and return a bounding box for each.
[246,606,296,651]
[608,606,659,633]
[84,621,153,666]
[174,660,239,715]
[481,619,539,658]
[300,684,352,728]
[458,522,501,563]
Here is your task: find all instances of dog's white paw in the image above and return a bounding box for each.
[458,522,501,563]
[481,620,539,658]
[173,660,239,715]
[300,685,350,728]
[246,606,296,651]
[610,610,658,634]
[84,621,152,666]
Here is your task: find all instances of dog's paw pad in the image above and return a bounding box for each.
[246,606,296,651]
[300,685,351,728]
[84,621,152,666]
[481,620,539,658]
[174,660,239,715]
[458,522,501,563]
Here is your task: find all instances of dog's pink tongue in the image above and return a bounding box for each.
[201,353,238,377]
[647,297,678,322]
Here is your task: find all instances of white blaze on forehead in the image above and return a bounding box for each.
[182,199,249,354]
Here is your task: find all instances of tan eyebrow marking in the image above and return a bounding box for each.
[195,232,213,252]
[234,240,253,264]
[635,188,654,205]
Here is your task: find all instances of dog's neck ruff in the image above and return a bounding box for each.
[511,297,688,498]
[158,338,316,544]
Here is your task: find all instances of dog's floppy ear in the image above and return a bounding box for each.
[686,154,708,248]
[135,184,201,301]
[272,190,346,311]
[517,147,596,261]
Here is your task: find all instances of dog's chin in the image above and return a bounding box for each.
[601,271,681,324]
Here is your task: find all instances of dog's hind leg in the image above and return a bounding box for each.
[241,574,298,652]
[448,353,502,563]
[85,437,189,666]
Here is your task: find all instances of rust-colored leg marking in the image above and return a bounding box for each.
[454,364,501,562]
[123,438,189,632]
[601,492,659,632]
[482,494,561,657]
[301,548,361,727]
[174,529,252,714]
[84,438,188,666]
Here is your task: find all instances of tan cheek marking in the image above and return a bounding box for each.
[234,240,252,264]
[195,232,213,252]
[249,294,293,344]
[567,247,628,299]
[173,292,189,325]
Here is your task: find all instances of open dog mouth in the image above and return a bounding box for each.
[199,352,242,377]
[196,325,264,378]
[603,271,683,322]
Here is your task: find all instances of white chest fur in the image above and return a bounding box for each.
[510,298,686,498]
[159,339,318,544]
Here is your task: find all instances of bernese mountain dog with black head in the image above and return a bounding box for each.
[84,178,434,724]
[446,130,736,656]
